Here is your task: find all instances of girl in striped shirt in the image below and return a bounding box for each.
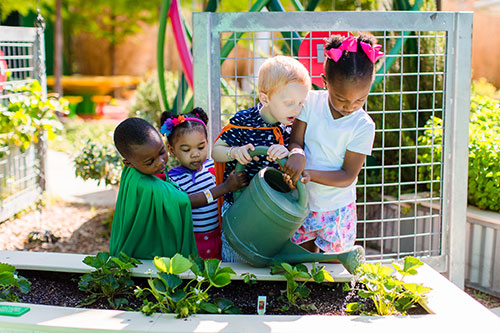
[160,108,247,259]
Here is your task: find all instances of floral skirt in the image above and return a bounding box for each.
[291,202,357,253]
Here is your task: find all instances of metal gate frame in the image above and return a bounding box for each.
[193,11,473,287]
[0,25,47,221]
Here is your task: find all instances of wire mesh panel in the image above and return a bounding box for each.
[0,26,46,221]
[194,11,472,283]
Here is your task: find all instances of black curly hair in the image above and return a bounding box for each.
[159,107,209,145]
[113,117,160,159]
[323,33,378,84]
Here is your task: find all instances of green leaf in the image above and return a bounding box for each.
[111,297,129,309]
[296,264,308,273]
[0,263,16,273]
[189,255,204,276]
[211,273,233,288]
[170,254,194,275]
[149,278,167,293]
[296,271,311,280]
[358,290,373,299]
[403,256,423,274]
[82,256,101,269]
[403,282,432,294]
[96,252,111,265]
[345,302,360,313]
[170,289,187,303]
[214,298,234,311]
[383,277,397,291]
[153,257,171,273]
[281,263,294,274]
[321,270,334,283]
[16,277,31,294]
[158,272,182,290]
[0,272,17,286]
[200,302,219,313]
[297,285,310,298]
[204,259,221,280]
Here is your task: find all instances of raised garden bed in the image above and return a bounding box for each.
[1,251,500,331]
[15,269,382,316]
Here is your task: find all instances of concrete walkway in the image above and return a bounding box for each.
[46,149,117,207]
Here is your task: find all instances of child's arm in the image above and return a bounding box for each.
[283,119,307,188]
[187,171,248,208]
[302,150,366,187]
[212,138,258,165]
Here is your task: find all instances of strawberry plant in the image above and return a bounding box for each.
[345,256,431,315]
[0,263,30,302]
[241,272,257,285]
[271,262,334,311]
[78,252,141,309]
[135,254,240,318]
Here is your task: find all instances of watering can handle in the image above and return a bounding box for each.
[232,146,308,208]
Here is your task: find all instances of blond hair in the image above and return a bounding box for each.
[258,56,311,98]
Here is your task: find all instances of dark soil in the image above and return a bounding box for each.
[16,270,427,316]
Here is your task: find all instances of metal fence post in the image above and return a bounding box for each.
[193,13,222,143]
[33,25,48,192]
[442,12,473,288]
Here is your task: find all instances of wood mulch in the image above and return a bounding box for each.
[0,201,112,254]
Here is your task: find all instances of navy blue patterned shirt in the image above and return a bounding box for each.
[219,103,291,204]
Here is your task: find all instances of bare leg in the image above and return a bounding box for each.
[299,239,319,253]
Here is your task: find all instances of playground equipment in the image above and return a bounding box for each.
[222,146,366,274]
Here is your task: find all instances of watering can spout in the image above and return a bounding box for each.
[273,241,365,274]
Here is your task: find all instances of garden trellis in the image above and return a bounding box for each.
[0,25,46,221]
[193,11,473,286]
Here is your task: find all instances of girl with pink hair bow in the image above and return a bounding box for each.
[283,33,383,254]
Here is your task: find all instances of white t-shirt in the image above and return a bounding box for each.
[298,90,375,212]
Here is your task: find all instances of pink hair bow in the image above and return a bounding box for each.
[360,41,384,63]
[325,36,357,62]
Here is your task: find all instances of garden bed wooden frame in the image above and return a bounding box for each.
[0,250,499,332]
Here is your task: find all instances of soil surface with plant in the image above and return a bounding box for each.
[16,269,425,316]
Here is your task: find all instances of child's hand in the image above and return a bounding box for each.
[266,144,289,162]
[283,150,306,189]
[300,170,311,183]
[231,144,259,165]
[224,171,248,192]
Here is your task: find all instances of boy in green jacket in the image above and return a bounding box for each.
[110,117,197,259]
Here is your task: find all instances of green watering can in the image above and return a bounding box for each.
[222,146,365,274]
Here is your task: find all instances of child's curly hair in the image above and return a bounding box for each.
[159,107,209,144]
[324,33,378,83]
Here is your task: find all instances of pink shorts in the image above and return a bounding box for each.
[195,229,222,260]
[291,202,357,253]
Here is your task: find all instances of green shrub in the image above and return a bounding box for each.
[73,139,122,186]
[418,83,500,212]
[49,120,116,153]
[73,138,179,186]
[0,80,66,155]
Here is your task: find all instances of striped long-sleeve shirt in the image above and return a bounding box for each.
[168,159,219,233]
